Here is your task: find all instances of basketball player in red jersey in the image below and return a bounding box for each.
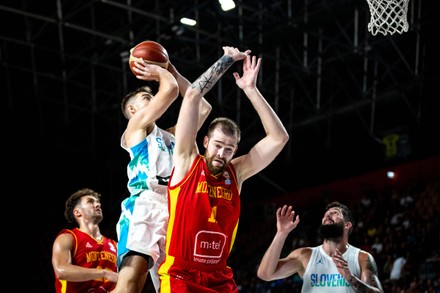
[158,47,289,292]
[52,188,118,293]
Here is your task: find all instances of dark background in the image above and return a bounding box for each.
[2,0,439,291]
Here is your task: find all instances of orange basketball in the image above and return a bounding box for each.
[129,41,169,75]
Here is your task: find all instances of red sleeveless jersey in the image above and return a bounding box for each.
[54,228,118,293]
[162,155,240,270]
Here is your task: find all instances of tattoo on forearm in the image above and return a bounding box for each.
[191,55,234,94]
[193,75,214,93]
[365,256,383,292]
[348,255,383,293]
[349,278,365,292]
[213,55,234,74]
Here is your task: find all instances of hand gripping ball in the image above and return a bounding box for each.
[129,40,169,75]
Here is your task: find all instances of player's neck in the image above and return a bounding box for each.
[322,239,349,255]
[79,224,102,241]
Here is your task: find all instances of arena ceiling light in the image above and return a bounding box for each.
[180,17,196,26]
[219,0,236,11]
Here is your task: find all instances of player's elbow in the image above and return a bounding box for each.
[183,87,203,103]
[280,131,289,146]
[256,268,272,281]
[53,265,68,280]
[167,82,179,100]
[272,130,289,152]
[159,75,179,99]
[200,101,212,117]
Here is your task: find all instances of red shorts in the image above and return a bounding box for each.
[160,265,238,293]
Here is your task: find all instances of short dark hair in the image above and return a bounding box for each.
[326,201,354,234]
[121,86,153,119]
[64,188,101,224]
[207,117,241,144]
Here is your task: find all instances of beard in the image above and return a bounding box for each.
[205,153,227,176]
[319,221,344,239]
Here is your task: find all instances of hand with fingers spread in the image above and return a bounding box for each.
[277,205,300,236]
[233,55,261,90]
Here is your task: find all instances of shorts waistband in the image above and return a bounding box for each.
[138,189,168,205]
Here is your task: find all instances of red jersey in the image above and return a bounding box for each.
[161,155,240,271]
[54,228,118,293]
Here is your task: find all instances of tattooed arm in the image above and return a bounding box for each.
[333,249,384,293]
[170,46,250,185]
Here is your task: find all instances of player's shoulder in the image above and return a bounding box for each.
[54,229,76,245]
[290,246,313,258]
[164,125,176,135]
[286,247,313,272]
[57,228,75,236]
[357,248,377,266]
[106,236,118,245]
[359,248,374,258]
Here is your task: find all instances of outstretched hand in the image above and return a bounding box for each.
[233,55,261,90]
[276,205,300,234]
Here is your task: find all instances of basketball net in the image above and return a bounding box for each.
[366,0,410,36]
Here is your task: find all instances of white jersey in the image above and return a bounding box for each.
[121,124,175,196]
[117,124,174,292]
[301,245,361,293]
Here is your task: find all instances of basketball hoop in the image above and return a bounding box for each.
[366,0,410,36]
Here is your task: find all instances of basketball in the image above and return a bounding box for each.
[129,40,169,75]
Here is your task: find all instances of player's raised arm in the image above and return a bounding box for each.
[171,46,250,185]
[231,55,289,187]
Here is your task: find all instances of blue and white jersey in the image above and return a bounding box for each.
[121,124,175,196]
[301,245,360,293]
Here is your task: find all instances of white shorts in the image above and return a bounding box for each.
[116,190,168,276]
